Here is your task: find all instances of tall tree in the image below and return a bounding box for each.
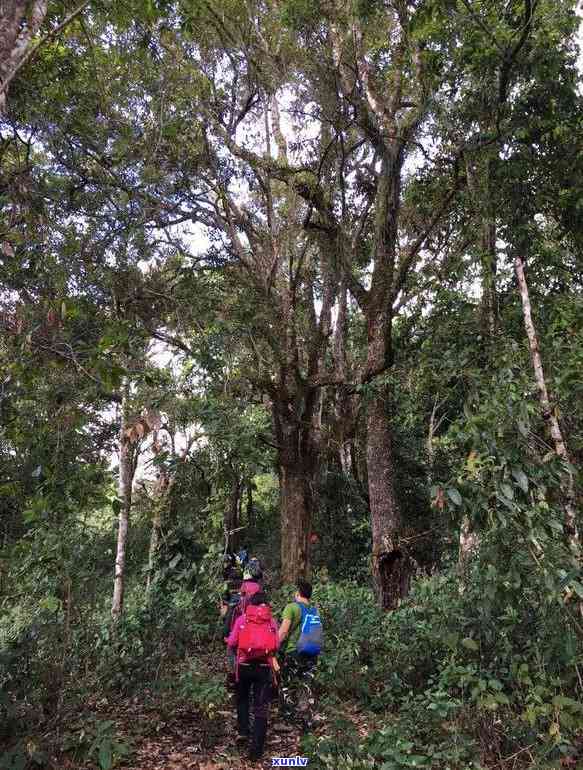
[262,0,463,606]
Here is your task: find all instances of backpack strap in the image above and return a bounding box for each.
[294,601,310,632]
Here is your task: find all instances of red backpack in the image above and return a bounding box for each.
[237,605,278,661]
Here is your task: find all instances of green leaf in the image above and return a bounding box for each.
[461,637,479,651]
[447,487,462,506]
[23,508,39,523]
[552,695,578,707]
[99,740,113,770]
[40,595,61,612]
[500,483,514,500]
[511,468,529,493]
[559,710,575,729]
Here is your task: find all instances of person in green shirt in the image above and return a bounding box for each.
[278,580,318,728]
[279,591,306,653]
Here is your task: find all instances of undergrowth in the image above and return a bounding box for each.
[2,543,583,769]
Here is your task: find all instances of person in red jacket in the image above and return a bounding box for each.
[226,591,279,761]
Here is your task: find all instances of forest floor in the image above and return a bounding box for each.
[60,649,369,770]
[114,698,312,770]
[83,681,366,770]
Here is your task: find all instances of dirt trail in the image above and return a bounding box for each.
[117,700,308,770]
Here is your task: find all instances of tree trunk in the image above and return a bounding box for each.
[0,1,48,113]
[273,385,318,584]
[279,461,312,584]
[366,387,410,609]
[363,153,410,610]
[112,380,133,621]
[514,254,579,553]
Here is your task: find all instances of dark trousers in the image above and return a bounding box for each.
[281,651,316,685]
[279,652,317,723]
[236,662,272,754]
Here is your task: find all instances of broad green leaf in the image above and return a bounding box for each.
[23,508,39,522]
[447,488,462,506]
[40,595,61,612]
[461,637,479,651]
[511,468,529,493]
[98,740,113,770]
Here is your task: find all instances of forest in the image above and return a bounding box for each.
[1,0,583,768]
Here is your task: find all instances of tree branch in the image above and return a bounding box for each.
[0,0,92,106]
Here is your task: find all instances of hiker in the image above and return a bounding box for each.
[244,556,263,586]
[224,573,261,636]
[226,591,279,761]
[278,579,323,728]
[223,567,263,690]
[236,545,249,567]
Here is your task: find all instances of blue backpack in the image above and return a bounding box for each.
[295,602,323,656]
